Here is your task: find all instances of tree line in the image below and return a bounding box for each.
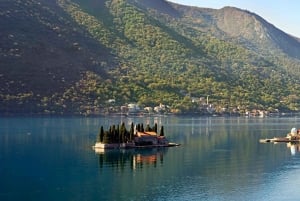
[97,122,164,144]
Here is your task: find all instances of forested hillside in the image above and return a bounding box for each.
[1,0,300,115]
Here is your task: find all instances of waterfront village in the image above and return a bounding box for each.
[92,97,278,117]
[93,122,179,149]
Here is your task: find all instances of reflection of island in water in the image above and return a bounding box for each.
[287,142,300,155]
[95,148,167,170]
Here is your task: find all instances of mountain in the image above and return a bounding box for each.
[216,7,300,58]
[166,4,300,60]
[1,0,300,115]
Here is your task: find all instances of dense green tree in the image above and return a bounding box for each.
[153,123,158,133]
[160,126,164,137]
[103,131,112,144]
[141,124,144,132]
[98,126,104,142]
[120,122,126,143]
[130,122,134,140]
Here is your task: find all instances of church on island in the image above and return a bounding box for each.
[93,123,179,149]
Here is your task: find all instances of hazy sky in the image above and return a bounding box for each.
[168,0,300,38]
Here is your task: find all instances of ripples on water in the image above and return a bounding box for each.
[1,116,300,200]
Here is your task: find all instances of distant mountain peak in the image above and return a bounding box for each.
[166,2,300,59]
[216,6,266,38]
[217,6,300,58]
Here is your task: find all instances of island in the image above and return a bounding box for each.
[259,128,300,143]
[93,122,180,149]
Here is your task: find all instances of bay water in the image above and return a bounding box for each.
[1,116,300,201]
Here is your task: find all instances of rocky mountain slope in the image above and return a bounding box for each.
[139,1,300,60]
[1,0,300,114]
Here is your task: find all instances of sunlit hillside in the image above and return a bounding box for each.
[1,0,300,115]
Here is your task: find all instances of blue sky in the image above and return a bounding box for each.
[168,0,300,38]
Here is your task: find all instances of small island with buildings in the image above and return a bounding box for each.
[260,128,300,143]
[93,122,179,150]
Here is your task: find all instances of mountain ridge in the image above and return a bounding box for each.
[161,2,300,60]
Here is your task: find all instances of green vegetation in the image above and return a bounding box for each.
[1,0,300,115]
[97,123,160,144]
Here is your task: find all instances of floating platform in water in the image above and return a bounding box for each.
[259,137,300,143]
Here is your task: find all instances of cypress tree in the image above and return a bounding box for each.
[103,131,111,144]
[100,126,104,142]
[137,124,141,132]
[154,123,158,133]
[160,126,164,136]
[141,123,144,132]
[130,122,134,140]
[120,122,126,143]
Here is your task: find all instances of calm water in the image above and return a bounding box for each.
[1,116,300,201]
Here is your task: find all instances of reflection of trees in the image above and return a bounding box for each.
[97,148,167,171]
[97,149,134,170]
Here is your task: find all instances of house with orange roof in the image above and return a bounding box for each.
[134,131,168,146]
